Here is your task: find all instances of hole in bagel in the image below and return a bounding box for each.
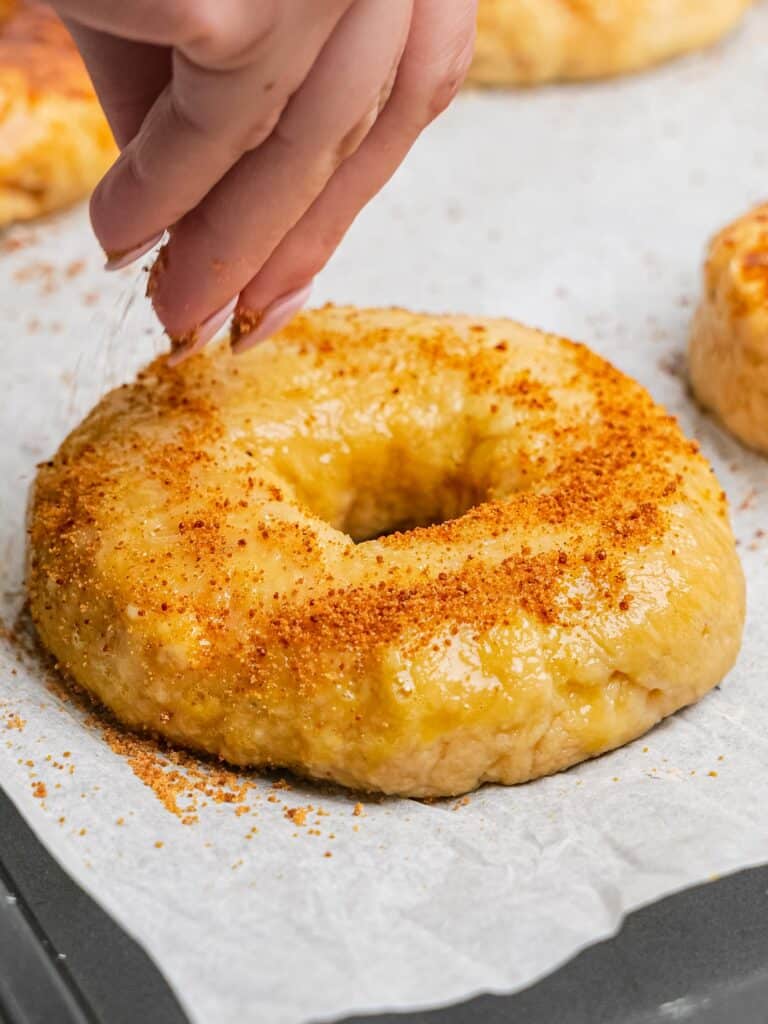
[286,446,491,544]
[342,478,484,543]
[277,405,546,544]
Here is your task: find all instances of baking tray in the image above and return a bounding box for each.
[2,786,767,1024]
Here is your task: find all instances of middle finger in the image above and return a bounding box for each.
[150,0,414,346]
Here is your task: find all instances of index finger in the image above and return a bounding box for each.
[87,0,353,258]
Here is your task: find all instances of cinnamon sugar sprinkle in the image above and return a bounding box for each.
[30,311,710,682]
[230,308,263,346]
[3,615,352,836]
[284,806,311,826]
[21,306,734,801]
[145,243,169,300]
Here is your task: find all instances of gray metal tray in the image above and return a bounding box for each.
[2,788,767,1024]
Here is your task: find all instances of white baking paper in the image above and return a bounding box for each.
[2,9,768,1022]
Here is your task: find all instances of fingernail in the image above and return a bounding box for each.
[231,282,313,354]
[104,232,165,271]
[166,297,238,367]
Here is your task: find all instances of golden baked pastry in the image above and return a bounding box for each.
[28,307,744,797]
[690,203,768,455]
[470,0,753,86]
[0,1,117,226]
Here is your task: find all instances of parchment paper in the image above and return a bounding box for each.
[2,9,768,1023]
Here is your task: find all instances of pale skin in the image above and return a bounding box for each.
[51,0,478,361]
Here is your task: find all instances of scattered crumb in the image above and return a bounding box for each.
[13,261,57,293]
[285,806,311,826]
[658,352,686,379]
[32,781,47,799]
[1,236,27,254]
[5,619,356,840]
[65,260,86,278]
[739,488,757,511]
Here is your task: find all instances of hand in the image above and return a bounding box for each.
[53,0,477,361]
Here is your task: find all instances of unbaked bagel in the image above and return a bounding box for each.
[690,203,768,455]
[0,1,117,226]
[469,0,753,86]
[28,307,745,797]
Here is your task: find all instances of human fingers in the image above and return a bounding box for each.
[149,0,414,355]
[85,0,354,262]
[231,0,478,351]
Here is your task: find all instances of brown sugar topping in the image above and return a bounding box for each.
[145,243,169,301]
[231,308,264,347]
[284,806,311,826]
[27,307,721,765]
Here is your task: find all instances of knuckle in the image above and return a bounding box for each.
[301,239,339,279]
[418,35,476,124]
[333,106,378,165]
[378,63,399,115]
[238,106,282,152]
[178,0,224,53]
[180,0,278,67]
[169,88,209,139]
[426,59,470,121]
[124,146,152,194]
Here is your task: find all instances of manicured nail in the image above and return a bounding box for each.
[231,282,313,354]
[104,232,164,271]
[166,297,238,367]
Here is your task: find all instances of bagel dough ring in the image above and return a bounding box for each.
[469,0,753,87]
[0,1,117,226]
[28,307,745,797]
[690,203,768,455]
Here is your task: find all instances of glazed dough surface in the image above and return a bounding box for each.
[28,308,745,796]
[0,1,117,226]
[470,0,753,86]
[690,203,768,455]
